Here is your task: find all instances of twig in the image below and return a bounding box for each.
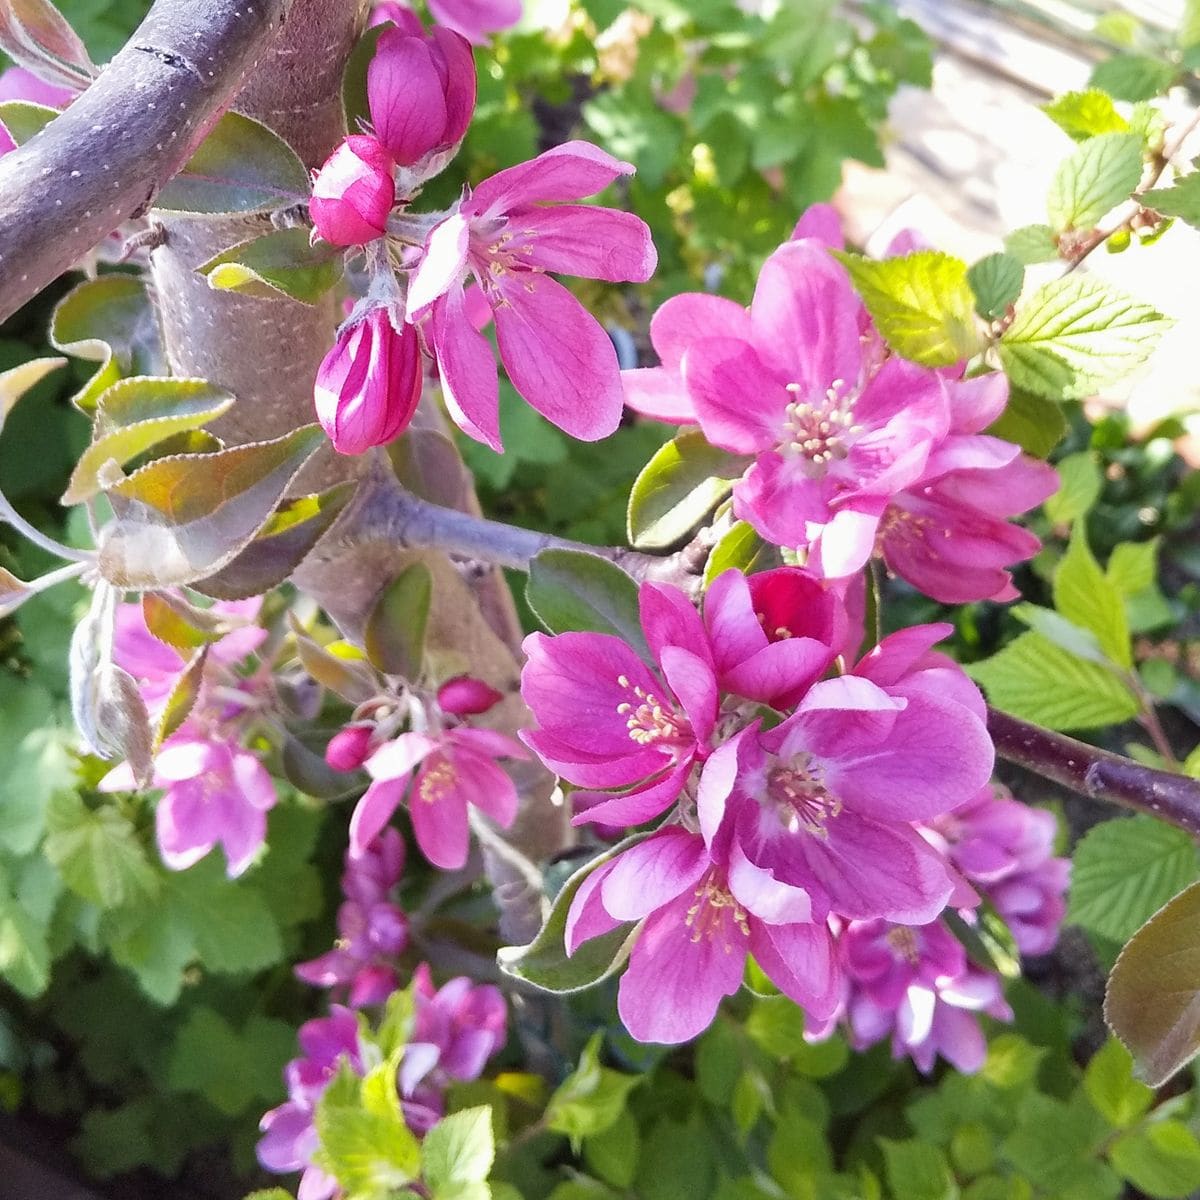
[0,0,292,321]
[988,707,1200,837]
[0,491,92,562]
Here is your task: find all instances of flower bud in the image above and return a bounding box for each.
[325,725,376,772]
[437,675,503,716]
[367,27,475,171]
[369,1,424,35]
[309,135,395,246]
[315,308,424,455]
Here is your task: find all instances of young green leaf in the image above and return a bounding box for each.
[833,250,984,366]
[967,252,1024,320]
[199,228,344,304]
[1089,54,1177,102]
[1106,538,1159,596]
[1054,525,1131,667]
[1109,1121,1200,1198]
[999,277,1171,401]
[1082,1039,1153,1129]
[1003,223,1060,265]
[984,386,1068,458]
[704,520,778,585]
[1140,168,1200,228]
[422,1107,496,1196]
[364,562,433,679]
[879,1139,957,1200]
[546,1032,640,1146]
[1044,452,1102,524]
[1042,90,1130,141]
[0,99,57,145]
[154,646,209,749]
[1047,133,1144,233]
[627,430,748,550]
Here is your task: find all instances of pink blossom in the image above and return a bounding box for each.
[102,737,278,877]
[368,25,475,173]
[296,828,409,1005]
[406,141,657,448]
[315,306,424,455]
[436,674,503,715]
[370,2,424,35]
[325,724,376,772]
[0,67,73,156]
[428,0,522,44]
[566,827,839,1045]
[309,134,395,246]
[258,1007,363,1200]
[399,963,507,1131]
[352,726,525,868]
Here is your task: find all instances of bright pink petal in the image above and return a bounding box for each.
[659,646,717,745]
[791,203,845,248]
[683,337,786,454]
[649,292,751,369]
[621,366,696,423]
[410,770,471,868]
[454,750,518,827]
[600,828,709,921]
[570,758,694,828]
[431,285,502,449]
[565,861,622,953]
[727,841,813,924]
[749,920,840,1020]
[368,34,448,165]
[409,213,470,314]
[468,141,635,217]
[350,777,409,856]
[526,205,657,283]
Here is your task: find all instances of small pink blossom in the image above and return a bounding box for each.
[368,25,475,174]
[352,726,525,868]
[325,724,376,772]
[436,675,503,716]
[406,141,657,448]
[309,134,395,247]
[315,306,424,455]
[428,0,522,44]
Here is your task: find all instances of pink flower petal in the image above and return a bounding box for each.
[467,140,635,217]
[683,336,784,454]
[600,828,709,921]
[430,286,502,450]
[526,205,657,283]
[749,919,840,1020]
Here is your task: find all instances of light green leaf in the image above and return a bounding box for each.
[965,632,1139,730]
[999,277,1171,401]
[1110,1120,1200,1198]
[584,1107,640,1190]
[984,386,1068,458]
[0,99,57,146]
[546,1032,640,1147]
[967,253,1024,320]
[1042,90,1130,141]
[1003,224,1060,265]
[199,228,344,303]
[63,378,235,505]
[627,430,748,550]
[834,250,985,366]
[141,591,245,655]
[879,1140,958,1200]
[50,275,165,412]
[526,549,649,661]
[1070,816,1200,945]
[1010,604,1110,666]
[423,1107,495,1194]
[155,111,310,215]
[704,520,776,585]
[1141,168,1200,228]
[1044,452,1102,523]
[364,563,433,680]
[315,1095,422,1199]
[1054,524,1131,667]
[97,425,325,588]
[0,868,52,998]
[1002,1093,1111,1196]
[43,792,159,910]
[1090,55,1177,103]
[1107,538,1159,595]
[0,356,64,434]
[1047,133,1144,233]
[173,859,283,974]
[1082,1039,1153,1129]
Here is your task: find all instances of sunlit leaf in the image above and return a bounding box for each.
[155,646,208,748]
[0,355,64,434]
[198,228,344,304]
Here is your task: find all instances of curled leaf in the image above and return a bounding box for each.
[155,646,209,749]
[0,355,64,434]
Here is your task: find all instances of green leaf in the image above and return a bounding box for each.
[1110,1120,1200,1198]
[50,275,165,412]
[1107,538,1159,595]
[967,253,1024,320]
[1054,524,1131,667]
[1082,1039,1153,1128]
[965,632,1139,730]
[1042,90,1130,141]
[364,563,433,679]
[746,995,806,1060]
[1010,604,1110,666]
[704,520,776,585]
[0,355,64,434]
[985,386,1068,458]
[1044,452,1102,524]
[1003,224,1060,265]
[0,99,57,145]
[142,591,245,655]
[525,549,650,661]
[879,1139,958,1200]
[1106,880,1200,1085]
[315,1087,422,1199]
[62,378,236,505]
[198,228,344,303]
[1002,1092,1110,1196]
[584,1107,640,1190]
[155,111,310,215]
[423,1107,495,1195]
[999,277,1171,401]
[97,425,324,588]
[1090,55,1177,103]
[1140,168,1200,228]
[154,646,209,748]
[833,249,984,366]
[1069,816,1200,944]
[626,430,748,550]
[43,792,159,910]
[0,866,52,998]
[193,482,355,601]
[497,834,647,994]
[1047,133,1144,233]
[546,1032,640,1147]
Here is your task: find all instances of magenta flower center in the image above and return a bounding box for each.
[685,870,750,948]
[885,925,921,965]
[615,673,689,747]
[780,380,862,479]
[766,756,843,838]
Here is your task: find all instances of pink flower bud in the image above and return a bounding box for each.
[315,308,424,455]
[367,27,476,169]
[369,1,425,35]
[325,725,376,772]
[437,675,503,716]
[309,135,395,246]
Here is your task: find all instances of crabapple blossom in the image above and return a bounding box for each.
[405,141,657,448]
[314,305,424,455]
[325,724,376,772]
[309,134,396,247]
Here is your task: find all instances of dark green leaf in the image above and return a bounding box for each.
[364,562,433,679]
[968,253,1024,320]
[198,228,344,304]
[985,385,1068,458]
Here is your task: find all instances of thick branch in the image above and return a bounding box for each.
[0,0,292,321]
[989,707,1200,837]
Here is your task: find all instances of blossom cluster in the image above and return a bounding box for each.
[99,598,278,878]
[257,966,506,1198]
[624,206,1059,604]
[308,7,655,455]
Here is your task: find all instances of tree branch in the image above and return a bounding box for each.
[0,0,296,321]
[988,707,1200,837]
